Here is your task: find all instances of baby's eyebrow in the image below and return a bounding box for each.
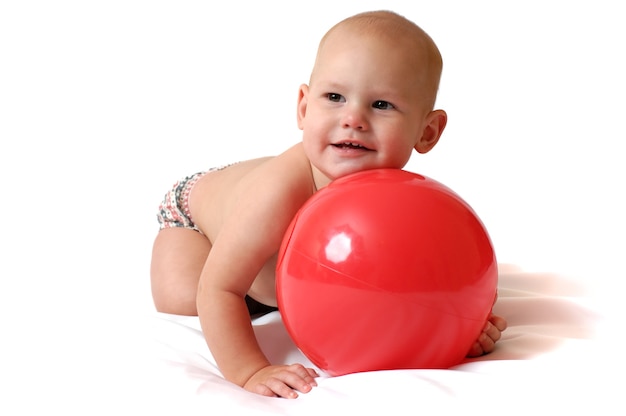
[317,81,344,91]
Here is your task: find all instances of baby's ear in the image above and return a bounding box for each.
[297,84,310,130]
[415,109,447,154]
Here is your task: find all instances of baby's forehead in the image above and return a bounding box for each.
[322,20,439,70]
[315,30,432,82]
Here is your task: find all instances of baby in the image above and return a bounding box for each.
[150,10,507,399]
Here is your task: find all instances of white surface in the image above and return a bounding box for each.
[136,266,619,414]
[1,1,624,414]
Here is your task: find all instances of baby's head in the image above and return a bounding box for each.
[298,10,448,185]
[311,10,443,113]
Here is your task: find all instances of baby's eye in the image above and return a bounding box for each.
[372,100,394,110]
[327,93,345,103]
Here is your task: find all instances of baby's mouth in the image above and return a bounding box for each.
[332,142,371,151]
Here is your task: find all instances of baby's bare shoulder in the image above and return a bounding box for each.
[192,144,315,238]
[245,144,316,204]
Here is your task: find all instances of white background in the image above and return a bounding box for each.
[1,0,624,407]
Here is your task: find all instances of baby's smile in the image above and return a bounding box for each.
[332,141,372,151]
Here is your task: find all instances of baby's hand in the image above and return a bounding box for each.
[466,313,508,357]
[244,364,319,399]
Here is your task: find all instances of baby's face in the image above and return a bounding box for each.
[299,29,436,182]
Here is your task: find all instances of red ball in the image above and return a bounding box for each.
[276,169,498,376]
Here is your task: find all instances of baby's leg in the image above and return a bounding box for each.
[150,227,211,316]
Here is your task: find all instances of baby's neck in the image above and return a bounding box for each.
[310,164,333,192]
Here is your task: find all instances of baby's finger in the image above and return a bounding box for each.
[263,376,300,399]
[287,364,319,387]
[305,367,320,381]
[466,341,484,357]
[489,314,508,332]
[266,366,317,398]
[483,321,501,344]
[288,364,319,389]
[250,382,279,398]
[477,329,496,354]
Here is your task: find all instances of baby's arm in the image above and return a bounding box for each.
[196,156,319,398]
[197,280,318,398]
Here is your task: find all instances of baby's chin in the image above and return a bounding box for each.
[325,165,378,182]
